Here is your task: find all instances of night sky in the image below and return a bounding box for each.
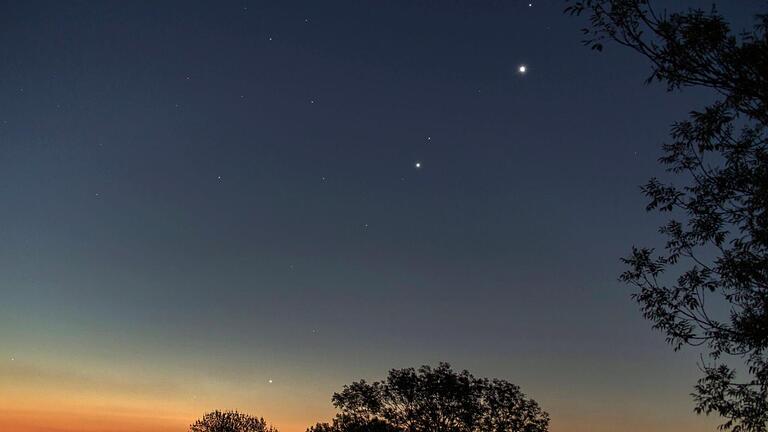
[0,1,761,432]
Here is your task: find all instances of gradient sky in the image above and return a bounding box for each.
[0,1,762,431]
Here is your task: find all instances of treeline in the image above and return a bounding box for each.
[188,363,549,432]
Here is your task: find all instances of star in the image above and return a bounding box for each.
[415,161,422,169]
[268,379,273,384]
[217,175,222,182]
[518,65,527,74]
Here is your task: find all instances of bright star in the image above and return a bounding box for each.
[415,161,422,169]
[518,65,527,74]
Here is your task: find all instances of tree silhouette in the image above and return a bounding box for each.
[311,363,548,432]
[306,415,399,432]
[190,410,278,432]
[567,1,768,431]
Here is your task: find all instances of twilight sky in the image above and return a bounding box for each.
[0,1,761,432]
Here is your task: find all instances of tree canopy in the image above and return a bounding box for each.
[189,410,278,432]
[306,415,400,432]
[568,1,768,431]
[308,362,549,432]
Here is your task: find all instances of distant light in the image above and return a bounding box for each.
[415,161,422,169]
[518,65,527,74]
[268,379,273,384]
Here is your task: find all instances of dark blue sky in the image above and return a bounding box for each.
[0,1,761,431]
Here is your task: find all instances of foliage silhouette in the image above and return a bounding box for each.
[567,1,768,431]
[306,414,400,432]
[309,362,549,432]
[189,410,278,432]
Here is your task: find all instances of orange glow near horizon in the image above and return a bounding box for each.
[0,356,334,432]
[1,363,721,432]
[0,405,721,432]
[0,353,720,432]
[0,408,186,432]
